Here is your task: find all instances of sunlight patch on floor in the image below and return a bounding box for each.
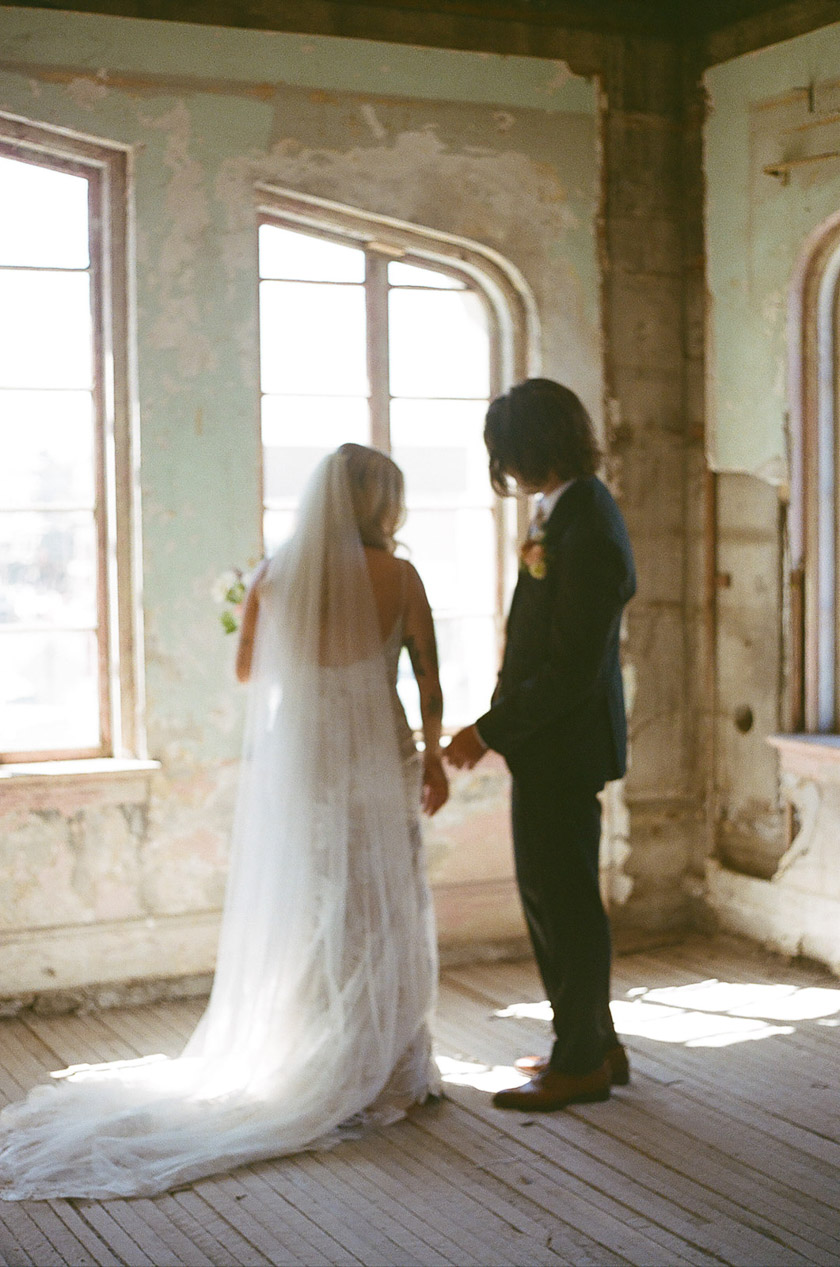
[610,999,795,1047]
[493,978,840,1049]
[494,1000,552,1021]
[435,1054,527,1093]
[638,980,840,1021]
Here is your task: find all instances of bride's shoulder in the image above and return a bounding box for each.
[398,559,431,609]
[364,546,408,574]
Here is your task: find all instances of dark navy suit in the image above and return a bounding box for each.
[476,476,636,1074]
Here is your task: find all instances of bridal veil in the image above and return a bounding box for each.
[0,452,438,1199]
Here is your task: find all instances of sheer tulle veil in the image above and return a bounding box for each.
[0,452,438,1200]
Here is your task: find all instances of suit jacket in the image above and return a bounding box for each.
[476,476,636,789]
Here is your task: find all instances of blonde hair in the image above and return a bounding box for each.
[338,443,406,553]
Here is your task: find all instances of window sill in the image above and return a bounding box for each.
[0,758,161,813]
[767,733,840,782]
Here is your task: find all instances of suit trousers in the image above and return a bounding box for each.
[511,772,618,1075]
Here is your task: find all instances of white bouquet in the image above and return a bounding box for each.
[211,566,254,634]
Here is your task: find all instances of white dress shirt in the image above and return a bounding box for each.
[531,479,575,535]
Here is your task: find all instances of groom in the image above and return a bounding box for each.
[446,378,636,1112]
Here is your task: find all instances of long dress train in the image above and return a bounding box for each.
[0,453,438,1200]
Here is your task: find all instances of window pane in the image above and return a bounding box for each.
[259,224,365,283]
[0,155,89,269]
[0,510,98,628]
[391,399,492,507]
[388,261,465,289]
[263,508,297,556]
[397,613,497,730]
[0,271,93,389]
[260,281,368,396]
[0,629,100,752]
[262,396,370,505]
[261,394,369,450]
[0,390,95,508]
[437,614,498,727]
[389,289,489,398]
[263,447,339,504]
[399,507,496,615]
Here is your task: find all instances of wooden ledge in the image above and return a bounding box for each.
[0,757,160,781]
[0,758,161,812]
[768,733,840,783]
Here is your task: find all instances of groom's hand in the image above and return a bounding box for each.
[445,725,488,770]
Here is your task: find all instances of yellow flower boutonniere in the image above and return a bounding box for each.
[519,534,549,580]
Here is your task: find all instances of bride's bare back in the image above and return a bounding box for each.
[236,545,447,815]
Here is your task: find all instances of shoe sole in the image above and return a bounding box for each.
[515,1057,630,1086]
[494,1086,610,1112]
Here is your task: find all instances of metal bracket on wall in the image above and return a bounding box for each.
[764,152,840,185]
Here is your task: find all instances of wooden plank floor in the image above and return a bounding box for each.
[0,934,837,1266]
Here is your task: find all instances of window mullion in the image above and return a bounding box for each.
[833,279,840,732]
[87,167,112,757]
[365,253,390,452]
[0,125,136,763]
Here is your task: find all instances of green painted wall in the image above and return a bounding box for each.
[0,6,594,111]
[706,20,840,477]
[0,5,600,766]
[0,5,600,985]
[705,22,840,975]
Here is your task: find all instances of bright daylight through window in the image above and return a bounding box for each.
[259,219,503,727]
[0,150,106,760]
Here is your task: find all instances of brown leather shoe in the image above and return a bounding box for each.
[492,1062,610,1112]
[514,1044,630,1086]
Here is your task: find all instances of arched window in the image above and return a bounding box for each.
[789,212,840,732]
[256,188,533,728]
[0,119,137,762]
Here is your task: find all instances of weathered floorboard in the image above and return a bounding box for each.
[0,934,836,1267]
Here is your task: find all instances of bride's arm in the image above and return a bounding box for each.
[235,559,269,683]
[403,562,448,815]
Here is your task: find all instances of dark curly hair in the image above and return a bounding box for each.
[484,378,601,496]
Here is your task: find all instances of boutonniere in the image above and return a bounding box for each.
[519,531,549,580]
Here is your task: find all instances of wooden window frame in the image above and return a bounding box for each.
[255,185,536,677]
[0,115,141,763]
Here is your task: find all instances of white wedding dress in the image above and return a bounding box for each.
[0,454,439,1200]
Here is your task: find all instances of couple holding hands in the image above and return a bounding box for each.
[0,377,635,1201]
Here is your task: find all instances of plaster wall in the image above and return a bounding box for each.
[705,23,840,973]
[706,19,840,479]
[596,44,708,945]
[0,6,603,1000]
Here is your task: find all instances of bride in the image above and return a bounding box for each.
[0,443,447,1199]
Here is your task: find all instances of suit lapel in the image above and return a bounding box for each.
[541,476,589,542]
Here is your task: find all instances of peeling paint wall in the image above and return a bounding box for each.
[705,23,840,973]
[0,6,601,998]
[594,44,709,947]
[707,19,840,479]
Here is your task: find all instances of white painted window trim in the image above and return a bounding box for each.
[254,183,541,659]
[0,112,146,764]
[788,210,840,734]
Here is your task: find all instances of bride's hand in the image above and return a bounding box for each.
[422,752,449,816]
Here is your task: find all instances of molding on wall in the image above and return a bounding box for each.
[0,909,222,1001]
[6,1,839,64]
[0,1,622,69]
[0,878,530,1008]
[706,857,840,976]
[704,1,840,67]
